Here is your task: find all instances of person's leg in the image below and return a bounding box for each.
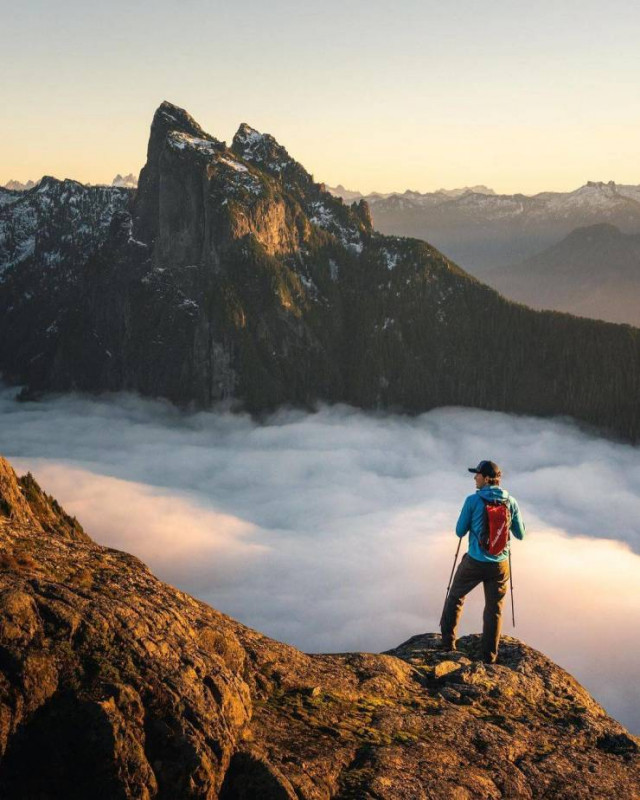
[481,560,510,663]
[440,554,483,649]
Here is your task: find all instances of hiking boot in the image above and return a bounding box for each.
[440,638,457,652]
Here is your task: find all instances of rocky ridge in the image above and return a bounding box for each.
[0,454,638,799]
[0,176,132,278]
[1,102,640,441]
[0,176,133,393]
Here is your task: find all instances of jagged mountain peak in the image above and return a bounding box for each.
[230,121,373,244]
[151,100,213,142]
[135,102,222,245]
[235,121,260,139]
[2,179,36,192]
[231,121,311,184]
[112,173,138,188]
[575,180,620,198]
[143,101,223,170]
[133,103,372,259]
[3,104,640,441]
[232,121,277,152]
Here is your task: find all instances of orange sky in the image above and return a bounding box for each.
[2,1,639,195]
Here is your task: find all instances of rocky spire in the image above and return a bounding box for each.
[351,198,373,232]
[231,122,312,187]
[146,101,213,157]
[133,101,220,246]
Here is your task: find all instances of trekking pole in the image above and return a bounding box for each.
[509,548,515,627]
[441,537,462,621]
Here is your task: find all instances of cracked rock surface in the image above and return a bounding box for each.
[0,455,638,799]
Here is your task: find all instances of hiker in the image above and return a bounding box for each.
[440,460,525,664]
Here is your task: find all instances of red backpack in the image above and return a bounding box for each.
[480,499,512,556]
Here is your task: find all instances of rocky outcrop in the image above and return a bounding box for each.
[1,103,640,440]
[0,454,639,798]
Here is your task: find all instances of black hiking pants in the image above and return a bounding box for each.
[440,553,509,663]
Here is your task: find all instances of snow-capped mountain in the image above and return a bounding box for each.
[0,177,132,279]
[327,184,496,204]
[1,102,639,442]
[331,180,640,273]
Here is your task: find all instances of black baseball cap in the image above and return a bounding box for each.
[468,460,501,478]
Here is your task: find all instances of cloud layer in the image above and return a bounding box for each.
[1,383,639,733]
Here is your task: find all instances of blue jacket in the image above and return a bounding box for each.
[456,485,525,563]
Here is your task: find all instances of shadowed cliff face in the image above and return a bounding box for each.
[1,101,640,440]
[0,454,638,799]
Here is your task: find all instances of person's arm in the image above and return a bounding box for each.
[510,499,526,540]
[455,496,473,538]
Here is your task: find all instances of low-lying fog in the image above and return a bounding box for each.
[1,383,639,734]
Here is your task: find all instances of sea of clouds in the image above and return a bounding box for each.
[1,382,639,733]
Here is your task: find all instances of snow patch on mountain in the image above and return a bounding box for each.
[0,178,131,279]
[382,247,400,270]
[169,131,219,156]
[233,123,296,176]
[218,156,248,173]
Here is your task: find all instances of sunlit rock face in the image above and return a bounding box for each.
[1,102,640,439]
[0,453,638,798]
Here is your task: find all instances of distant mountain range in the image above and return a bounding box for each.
[2,174,138,192]
[2,179,36,192]
[483,224,640,327]
[328,184,496,202]
[330,181,640,272]
[1,102,639,441]
[112,173,138,188]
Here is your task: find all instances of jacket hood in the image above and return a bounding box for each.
[477,485,510,502]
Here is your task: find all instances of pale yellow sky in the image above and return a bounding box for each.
[2,0,639,195]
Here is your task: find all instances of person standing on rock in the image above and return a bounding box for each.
[440,461,525,664]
